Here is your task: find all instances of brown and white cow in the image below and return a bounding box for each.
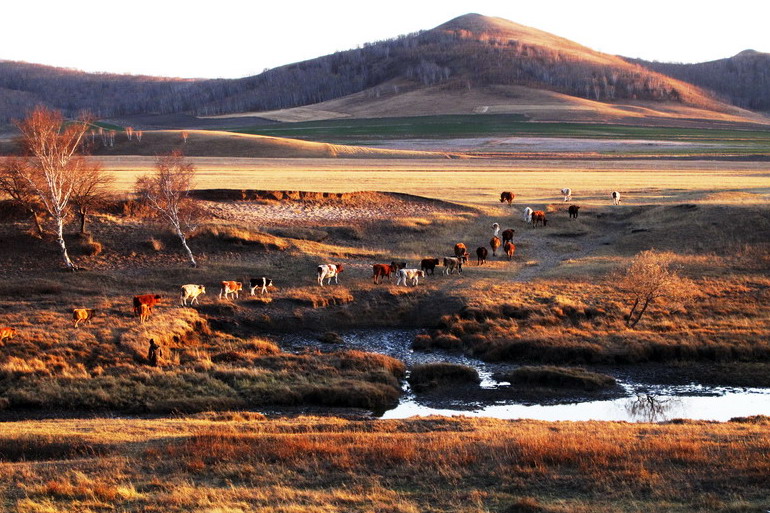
[443,257,463,275]
[219,281,243,300]
[395,268,425,287]
[133,294,162,316]
[72,308,96,328]
[180,284,206,306]
[317,264,344,286]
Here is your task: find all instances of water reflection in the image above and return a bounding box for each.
[624,394,682,422]
[281,329,770,422]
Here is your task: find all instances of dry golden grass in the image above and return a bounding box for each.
[1,415,769,512]
[94,156,770,206]
[96,129,453,159]
[0,156,768,512]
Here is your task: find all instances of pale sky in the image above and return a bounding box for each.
[3,1,768,79]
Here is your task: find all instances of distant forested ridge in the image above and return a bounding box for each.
[630,50,770,112]
[0,14,767,125]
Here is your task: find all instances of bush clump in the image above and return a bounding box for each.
[408,362,480,393]
[498,366,616,390]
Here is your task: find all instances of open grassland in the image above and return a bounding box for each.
[1,154,770,512]
[1,157,769,412]
[97,156,770,205]
[1,415,770,512]
[229,115,770,156]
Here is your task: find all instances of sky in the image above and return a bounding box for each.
[3,0,768,79]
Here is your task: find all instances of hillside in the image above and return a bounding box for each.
[1,14,767,127]
[237,81,768,126]
[88,130,456,159]
[631,50,770,112]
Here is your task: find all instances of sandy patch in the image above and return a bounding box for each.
[201,193,473,226]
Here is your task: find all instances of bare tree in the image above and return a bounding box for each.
[181,130,189,144]
[71,159,113,234]
[125,126,134,141]
[135,151,199,267]
[0,157,46,237]
[613,250,694,328]
[135,130,143,142]
[14,106,91,270]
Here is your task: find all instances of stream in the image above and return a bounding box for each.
[281,329,770,423]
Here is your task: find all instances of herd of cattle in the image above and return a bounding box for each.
[0,188,621,337]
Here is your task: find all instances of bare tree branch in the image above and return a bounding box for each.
[135,151,200,267]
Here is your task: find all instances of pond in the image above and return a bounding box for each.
[281,329,770,423]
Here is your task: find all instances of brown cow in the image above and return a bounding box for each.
[532,211,548,227]
[500,191,514,205]
[454,243,469,263]
[476,246,488,265]
[72,308,97,328]
[219,281,243,300]
[504,241,516,260]
[372,263,396,284]
[502,229,515,244]
[0,327,16,342]
[133,294,162,316]
[568,205,581,218]
[490,236,501,256]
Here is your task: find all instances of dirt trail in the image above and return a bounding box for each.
[492,204,628,282]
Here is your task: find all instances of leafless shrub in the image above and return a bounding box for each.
[612,249,696,328]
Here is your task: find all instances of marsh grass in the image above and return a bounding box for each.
[1,415,770,512]
[498,366,617,390]
[408,362,481,392]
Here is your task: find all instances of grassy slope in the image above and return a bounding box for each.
[88,129,454,159]
[1,415,769,512]
[231,114,770,156]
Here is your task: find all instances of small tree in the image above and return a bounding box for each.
[613,249,694,328]
[71,159,113,234]
[0,157,46,237]
[15,106,92,270]
[135,151,199,267]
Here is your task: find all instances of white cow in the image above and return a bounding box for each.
[561,188,572,202]
[317,264,344,286]
[522,207,533,224]
[491,222,500,237]
[396,268,425,287]
[180,284,205,306]
[611,191,621,205]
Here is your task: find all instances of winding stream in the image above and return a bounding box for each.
[282,329,770,423]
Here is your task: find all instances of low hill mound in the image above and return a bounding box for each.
[233,82,768,126]
[91,130,457,158]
